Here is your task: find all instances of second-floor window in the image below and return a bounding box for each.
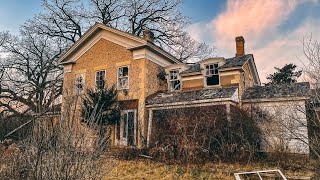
[95,70,106,91]
[169,69,181,91]
[75,73,85,94]
[118,66,129,89]
[205,64,219,86]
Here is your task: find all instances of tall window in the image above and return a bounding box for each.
[75,74,85,94]
[205,64,219,86]
[118,66,129,89]
[95,70,106,91]
[169,69,181,91]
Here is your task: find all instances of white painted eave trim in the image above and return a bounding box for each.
[242,55,261,85]
[58,23,146,64]
[146,97,237,109]
[242,96,309,103]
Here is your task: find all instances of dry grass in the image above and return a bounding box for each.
[104,159,313,180]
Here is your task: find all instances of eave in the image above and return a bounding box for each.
[128,43,180,64]
[58,23,179,65]
[242,96,310,103]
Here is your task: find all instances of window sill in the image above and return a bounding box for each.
[169,89,182,92]
[204,85,222,89]
[117,87,129,91]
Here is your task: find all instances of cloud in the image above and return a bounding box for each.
[254,18,320,82]
[186,0,320,83]
[212,0,300,55]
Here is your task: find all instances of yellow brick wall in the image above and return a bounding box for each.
[182,79,203,90]
[62,39,164,147]
[178,74,240,90]
[239,63,255,97]
[220,74,240,87]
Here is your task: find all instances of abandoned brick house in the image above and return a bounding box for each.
[58,23,310,154]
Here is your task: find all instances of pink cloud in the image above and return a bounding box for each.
[212,0,300,55]
[254,18,320,82]
[186,0,320,83]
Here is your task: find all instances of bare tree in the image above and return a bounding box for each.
[26,0,87,44]
[88,0,125,27]
[302,36,320,178]
[149,106,263,163]
[0,99,114,179]
[26,0,214,62]
[165,32,215,62]
[0,28,63,116]
[255,37,320,177]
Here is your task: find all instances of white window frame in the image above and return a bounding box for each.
[168,69,181,91]
[115,109,137,146]
[117,66,129,89]
[75,73,85,95]
[95,70,106,91]
[204,63,220,87]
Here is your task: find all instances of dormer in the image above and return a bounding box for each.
[165,64,189,91]
[199,57,226,87]
[164,36,261,93]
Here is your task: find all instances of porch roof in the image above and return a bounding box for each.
[146,87,238,106]
[242,82,310,100]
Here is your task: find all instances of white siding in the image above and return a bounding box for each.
[243,100,309,154]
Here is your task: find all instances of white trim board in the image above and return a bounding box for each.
[146,98,238,110]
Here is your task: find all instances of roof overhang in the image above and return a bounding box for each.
[146,98,238,110]
[245,55,261,85]
[128,43,180,64]
[242,96,309,103]
[219,54,261,85]
[58,23,180,65]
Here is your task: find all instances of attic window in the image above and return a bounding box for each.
[169,69,181,91]
[205,64,219,86]
[75,73,85,94]
[118,66,129,89]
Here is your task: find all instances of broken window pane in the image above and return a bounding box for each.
[123,113,127,138]
[169,70,181,91]
[205,63,219,86]
[118,66,129,89]
[75,74,85,94]
[95,70,106,90]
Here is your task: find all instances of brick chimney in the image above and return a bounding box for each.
[235,36,245,57]
[143,29,154,42]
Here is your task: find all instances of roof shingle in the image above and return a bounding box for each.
[146,87,238,105]
[242,82,310,100]
[220,54,252,69]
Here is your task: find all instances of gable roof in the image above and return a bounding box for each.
[58,23,180,64]
[178,54,260,85]
[220,54,252,68]
[242,82,310,101]
[220,54,261,85]
[146,87,238,106]
[179,55,252,75]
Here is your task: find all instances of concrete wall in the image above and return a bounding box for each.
[243,100,309,154]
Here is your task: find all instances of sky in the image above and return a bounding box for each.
[1,0,320,82]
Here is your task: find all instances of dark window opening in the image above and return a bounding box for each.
[95,70,106,90]
[205,63,219,86]
[207,75,219,85]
